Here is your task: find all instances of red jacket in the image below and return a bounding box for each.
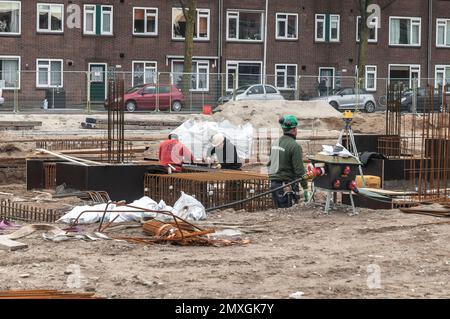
[159,139,193,172]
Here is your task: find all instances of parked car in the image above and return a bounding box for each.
[312,87,377,113]
[401,88,449,112]
[105,84,184,112]
[217,84,285,104]
[0,89,4,106]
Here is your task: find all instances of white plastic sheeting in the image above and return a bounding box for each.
[57,193,206,224]
[171,119,254,161]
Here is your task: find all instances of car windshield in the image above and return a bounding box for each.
[126,85,145,94]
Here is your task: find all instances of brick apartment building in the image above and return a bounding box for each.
[0,0,450,107]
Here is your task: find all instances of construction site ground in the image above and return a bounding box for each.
[1,189,449,299]
[1,109,449,299]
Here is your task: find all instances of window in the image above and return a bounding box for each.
[172,8,210,40]
[133,7,158,35]
[84,5,113,35]
[36,59,63,88]
[389,64,420,89]
[389,17,421,46]
[0,1,20,35]
[227,10,264,41]
[0,56,20,89]
[37,3,63,33]
[315,14,340,42]
[265,86,278,94]
[318,67,335,96]
[226,61,262,90]
[276,13,298,40]
[365,65,377,91]
[171,60,209,92]
[437,19,450,48]
[132,61,157,87]
[275,64,297,90]
[435,65,450,92]
[356,16,378,42]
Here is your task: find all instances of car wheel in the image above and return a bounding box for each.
[330,101,338,110]
[126,101,136,112]
[172,100,182,112]
[365,101,376,113]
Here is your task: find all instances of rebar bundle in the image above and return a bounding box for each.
[107,79,126,163]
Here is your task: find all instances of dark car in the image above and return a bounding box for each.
[401,88,449,112]
[105,84,185,112]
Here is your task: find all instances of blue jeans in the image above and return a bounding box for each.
[270,180,300,208]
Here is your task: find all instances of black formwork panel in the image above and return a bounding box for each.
[56,163,148,202]
[27,159,65,190]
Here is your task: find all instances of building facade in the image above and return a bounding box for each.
[0,0,450,107]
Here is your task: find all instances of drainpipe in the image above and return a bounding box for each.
[428,0,432,85]
[218,0,223,74]
[263,0,268,84]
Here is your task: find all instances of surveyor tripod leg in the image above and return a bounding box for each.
[324,191,332,215]
[349,192,358,216]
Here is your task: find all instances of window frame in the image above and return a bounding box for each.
[275,64,298,91]
[36,3,64,33]
[365,65,377,92]
[329,14,340,42]
[226,60,263,91]
[171,8,210,41]
[132,7,158,36]
[36,58,63,88]
[318,67,336,90]
[315,14,326,42]
[389,16,422,47]
[132,61,158,87]
[435,65,450,92]
[226,10,264,42]
[388,64,421,89]
[0,1,21,36]
[275,13,298,40]
[356,16,378,43]
[100,5,113,35]
[436,18,450,48]
[83,4,96,35]
[171,60,210,92]
[0,55,20,90]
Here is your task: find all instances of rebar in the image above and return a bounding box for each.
[107,78,126,163]
[0,199,62,222]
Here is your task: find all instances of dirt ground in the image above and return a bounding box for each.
[1,190,449,299]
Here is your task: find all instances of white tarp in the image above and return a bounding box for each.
[57,193,206,224]
[171,119,254,161]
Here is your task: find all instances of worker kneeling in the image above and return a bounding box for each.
[206,133,242,170]
[268,115,309,208]
[159,133,193,173]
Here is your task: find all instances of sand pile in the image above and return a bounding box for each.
[210,100,343,129]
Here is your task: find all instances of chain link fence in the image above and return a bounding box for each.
[1,70,448,114]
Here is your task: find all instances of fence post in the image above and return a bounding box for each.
[232,73,237,101]
[412,78,418,114]
[156,72,160,113]
[13,70,19,113]
[86,71,91,113]
[295,75,301,100]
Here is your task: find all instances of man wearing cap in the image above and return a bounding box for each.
[268,115,309,208]
[159,133,194,173]
[206,133,242,170]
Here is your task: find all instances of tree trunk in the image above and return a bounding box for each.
[357,0,372,82]
[181,0,197,97]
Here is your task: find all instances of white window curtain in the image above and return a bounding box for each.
[1,59,18,87]
[50,61,62,86]
[390,19,400,44]
[10,6,19,32]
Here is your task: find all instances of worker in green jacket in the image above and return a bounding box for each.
[268,115,309,208]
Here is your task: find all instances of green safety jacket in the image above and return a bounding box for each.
[268,134,308,189]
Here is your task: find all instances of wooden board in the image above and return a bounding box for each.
[0,238,28,251]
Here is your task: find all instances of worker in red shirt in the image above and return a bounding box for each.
[159,133,193,173]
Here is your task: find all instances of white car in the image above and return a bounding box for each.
[0,89,4,106]
[218,84,285,104]
[313,87,377,113]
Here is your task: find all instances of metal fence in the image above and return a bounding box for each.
[1,70,449,113]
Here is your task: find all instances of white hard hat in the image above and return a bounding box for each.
[211,133,225,147]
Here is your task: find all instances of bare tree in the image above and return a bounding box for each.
[179,0,197,95]
[357,0,372,80]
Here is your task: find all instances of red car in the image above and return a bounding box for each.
[122,84,184,112]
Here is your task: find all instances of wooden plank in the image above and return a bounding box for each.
[0,238,28,251]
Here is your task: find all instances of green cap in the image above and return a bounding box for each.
[279,115,298,129]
